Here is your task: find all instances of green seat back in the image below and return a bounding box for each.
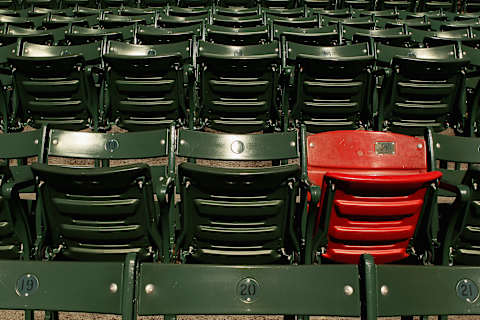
[197,40,281,133]
[287,42,374,132]
[100,13,155,28]
[8,41,102,130]
[273,24,339,45]
[346,26,411,46]
[206,25,270,45]
[65,25,134,45]
[137,24,202,45]
[0,128,46,260]
[0,163,33,260]
[212,14,264,28]
[267,15,319,28]
[104,40,190,131]
[378,43,469,135]
[176,129,300,264]
[426,129,480,265]
[33,128,171,261]
[157,13,208,28]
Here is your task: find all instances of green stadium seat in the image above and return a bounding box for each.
[463,0,480,12]
[346,26,411,46]
[341,0,375,10]
[42,14,97,28]
[176,128,300,264]
[418,0,456,12]
[157,13,208,27]
[214,6,259,17]
[315,8,353,18]
[358,9,399,18]
[196,40,281,133]
[65,25,134,45]
[0,25,56,46]
[408,27,469,45]
[286,42,374,132]
[104,40,192,130]
[423,30,480,48]
[377,0,415,10]
[206,24,270,45]
[377,43,469,135]
[440,19,480,31]
[264,7,305,17]
[177,0,211,7]
[267,15,319,28]
[100,13,155,28]
[137,24,202,44]
[32,127,174,262]
[8,41,102,130]
[167,6,209,17]
[212,13,264,27]
[115,7,156,16]
[303,0,333,9]
[321,15,376,29]
[0,128,46,264]
[425,129,480,266]
[0,14,40,28]
[273,24,339,45]
[379,17,432,30]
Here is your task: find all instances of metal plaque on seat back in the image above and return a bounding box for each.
[375,142,395,155]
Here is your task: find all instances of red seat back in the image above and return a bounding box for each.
[307,130,428,186]
[306,131,441,264]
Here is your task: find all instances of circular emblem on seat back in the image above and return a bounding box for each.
[456,279,479,303]
[105,139,119,153]
[231,140,245,154]
[16,274,39,297]
[236,277,259,303]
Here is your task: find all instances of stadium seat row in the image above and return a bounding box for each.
[0,124,476,268]
[0,35,478,136]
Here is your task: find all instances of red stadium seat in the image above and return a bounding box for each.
[304,130,442,264]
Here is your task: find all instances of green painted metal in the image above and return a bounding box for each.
[206,25,270,45]
[157,13,208,28]
[359,254,377,320]
[214,6,258,16]
[377,17,432,30]
[0,260,126,313]
[137,24,202,44]
[65,25,135,45]
[196,40,280,133]
[34,127,173,262]
[426,129,478,266]
[8,41,102,130]
[376,265,480,316]
[0,163,33,260]
[267,15,319,28]
[377,43,469,135]
[177,129,298,160]
[47,128,169,159]
[273,24,339,45]
[104,40,191,130]
[176,129,300,264]
[345,25,411,45]
[213,13,264,28]
[0,127,45,160]
[32,163,165,261]
[100,13,155,28]
[137,264,361,316]
[286,41,374,132]
[0,25,56,46]
[168,6,209,17]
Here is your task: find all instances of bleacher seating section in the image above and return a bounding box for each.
[4,0,480,319]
